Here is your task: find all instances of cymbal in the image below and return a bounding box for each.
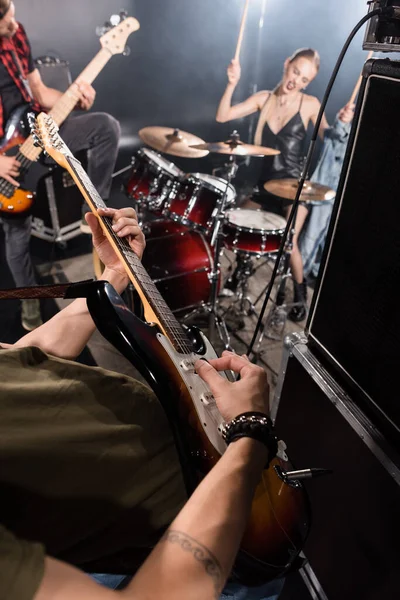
[189,140,280,157]
[139,127,209,158]
[264,178,336,201]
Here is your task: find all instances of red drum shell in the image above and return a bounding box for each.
[142,220,216,313]
[126,148,182,215]
[223,209,286,256]
[165,173,236,233]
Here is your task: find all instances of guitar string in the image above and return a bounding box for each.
[101,215,193,354]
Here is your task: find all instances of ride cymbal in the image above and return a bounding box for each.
[189,139,280,157]
[264,178,336,201]
[139,126,209,158]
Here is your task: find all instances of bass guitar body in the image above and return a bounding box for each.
[85,281,311,586]
[0,105,35,214]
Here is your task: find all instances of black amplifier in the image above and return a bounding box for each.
[306,58,400,443]
[34,56,72,92]
[273,334,400,600]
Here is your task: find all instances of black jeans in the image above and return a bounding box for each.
[1,112,120,287]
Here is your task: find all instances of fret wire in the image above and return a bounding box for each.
[66,156,191,353]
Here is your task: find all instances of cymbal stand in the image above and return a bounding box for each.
[182,151,240,349]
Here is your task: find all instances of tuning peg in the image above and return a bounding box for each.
[27,112,36,130]
[110,14,121,26]
[119,9,128,21]
[122,45,131,57]
[95,25,106,37]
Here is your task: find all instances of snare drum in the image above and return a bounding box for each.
[126,148,183,214]
[165,172,236,233]
[223,209,287,256]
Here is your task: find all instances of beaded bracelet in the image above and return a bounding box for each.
[221,411,278,468]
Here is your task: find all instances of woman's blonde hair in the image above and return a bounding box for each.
[288,48,320,72]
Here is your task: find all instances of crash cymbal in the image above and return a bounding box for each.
[139,127,209,158]
[264,178,336,201]
[190,139,280,157]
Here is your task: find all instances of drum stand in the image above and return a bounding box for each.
[183,154,240,349]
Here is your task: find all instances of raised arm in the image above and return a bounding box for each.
[216,59,268,123]
[308,96,354,140]
[33,353,271,600]
[3,207,145,360]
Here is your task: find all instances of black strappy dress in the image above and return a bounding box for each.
[254,93,307,214]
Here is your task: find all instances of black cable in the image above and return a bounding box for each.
[246,5,392,358]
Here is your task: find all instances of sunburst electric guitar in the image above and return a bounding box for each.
[0,13,139,215]
[32,112,311,585]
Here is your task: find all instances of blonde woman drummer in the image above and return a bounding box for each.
[217,48,353,321]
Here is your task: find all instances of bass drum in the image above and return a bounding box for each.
[93,219,216,314]
[142,220,216,313]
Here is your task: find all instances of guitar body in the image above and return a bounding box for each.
[85,281,311,585]
[0,105,36,214]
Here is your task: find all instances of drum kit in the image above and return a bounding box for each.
[123,125,335,348]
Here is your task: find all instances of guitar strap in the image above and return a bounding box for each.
[10,42,34,101]
[0,279,95,301]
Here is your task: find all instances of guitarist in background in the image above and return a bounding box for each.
[0,205,284,600]
[0,0,120,331]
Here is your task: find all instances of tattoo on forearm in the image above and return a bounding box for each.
[162,530,223,598]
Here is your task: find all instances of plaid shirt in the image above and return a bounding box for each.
[0,23,41,138]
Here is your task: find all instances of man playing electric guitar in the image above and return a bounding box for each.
[0,0,120,330]
[0,204,284,600]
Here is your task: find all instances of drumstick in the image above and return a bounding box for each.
[348,50,374,105]
[234,0,250,62]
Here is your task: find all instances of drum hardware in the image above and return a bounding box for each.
[125,128,280,348]
[181,132,277,346]
[181,154,240,349]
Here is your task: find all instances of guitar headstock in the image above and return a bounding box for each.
[98,12,140,56]
[29,113,73,170]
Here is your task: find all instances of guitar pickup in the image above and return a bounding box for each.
[180,359,196,372]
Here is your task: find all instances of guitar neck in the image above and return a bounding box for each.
[65,154,191,354]
[19,48,112,163]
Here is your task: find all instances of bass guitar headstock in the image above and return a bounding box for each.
[29,112,73,171]
[97,11,139,56]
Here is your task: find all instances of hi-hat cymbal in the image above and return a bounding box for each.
[139,126,209,158]
[190,139,280,157]
[264,178,336,201]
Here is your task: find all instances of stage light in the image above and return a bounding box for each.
[364,0,400,51]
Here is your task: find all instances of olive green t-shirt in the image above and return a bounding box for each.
[0,346,186,599]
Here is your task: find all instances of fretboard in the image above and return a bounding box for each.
[66,155,192,354]
[19,47,113,164]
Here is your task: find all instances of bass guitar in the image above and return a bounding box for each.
[32,112,311,585]
[0,13,139,215]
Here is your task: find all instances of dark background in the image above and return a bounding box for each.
[16,0,375,176]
